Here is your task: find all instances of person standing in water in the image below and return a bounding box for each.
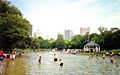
[38,56,41,63]
[59,59,63,66]
[102,54,106,59]
[110,53,114,64]
[110,57,114,64]
[54,54,58,62]
[96,54,99,59]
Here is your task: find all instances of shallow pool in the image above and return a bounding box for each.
[4,51,120,75]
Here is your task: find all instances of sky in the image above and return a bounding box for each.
[9,0,120,39]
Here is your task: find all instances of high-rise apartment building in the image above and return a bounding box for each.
[64,30,73,40]
[80,27,90,35]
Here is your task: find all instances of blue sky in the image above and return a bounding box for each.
[9,0,120,38]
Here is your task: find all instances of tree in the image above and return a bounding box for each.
[110,27,119,33]
[102,31,113,50]
[111,29,120,49]
[49,38,56,49]
[98,26,107,34]
[55,34,66,49]
[70,35,88,49]
[41,40,51,49]
[0,0,30,51]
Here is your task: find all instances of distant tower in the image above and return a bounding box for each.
[34,30,41,38]
[64,30,73,40]
[80,27,90,35]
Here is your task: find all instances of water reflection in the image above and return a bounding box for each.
[4,51,120,75]
[4,58,27,75]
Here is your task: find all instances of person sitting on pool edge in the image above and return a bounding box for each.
[54,54,58,62]
[59,59,63,66]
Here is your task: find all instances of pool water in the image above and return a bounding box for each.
[4,51,120,75]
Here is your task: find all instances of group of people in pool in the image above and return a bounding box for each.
[53,53,63,66]
[102,53,114,64]
[89,53,117,64]
[38,53,63,66]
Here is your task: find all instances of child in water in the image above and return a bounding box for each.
[38,56,41,63]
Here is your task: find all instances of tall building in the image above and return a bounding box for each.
[28,24,32,37]
[64,30,73,40]
[80,27,90,35]
[34,30,41,38]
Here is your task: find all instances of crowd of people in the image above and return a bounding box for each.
[0,50,24,61]
[89,52,120,64]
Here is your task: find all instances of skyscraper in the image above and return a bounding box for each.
[64,30,73,40]
[80,27,90,35]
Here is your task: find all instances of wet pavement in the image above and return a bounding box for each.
[3,51,120,75]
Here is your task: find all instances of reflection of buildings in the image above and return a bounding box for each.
[80,27,90,35]
[28,24,32,37]
[64,30,73,40]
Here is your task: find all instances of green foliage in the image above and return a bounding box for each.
[49,38,56,49]
[29,27,120,51]
[110,49,120,55]
[0,0,30,50]
[55,34,66,49]
[41,40,51,49]
[70,35,88,49]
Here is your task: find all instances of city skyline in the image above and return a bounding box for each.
[10,0,120,38]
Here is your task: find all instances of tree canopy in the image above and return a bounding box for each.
[0,0,30,51]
